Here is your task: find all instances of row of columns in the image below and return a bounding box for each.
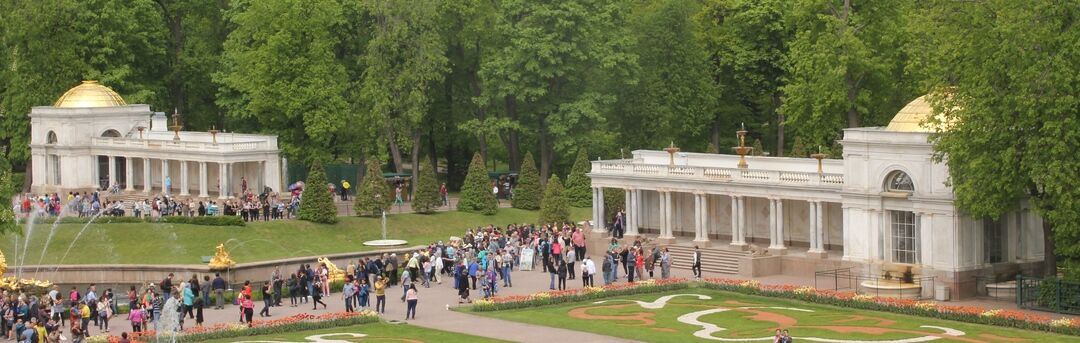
[592,188,830,256]
[104,155,240,199]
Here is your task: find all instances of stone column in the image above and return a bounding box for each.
[593,187,606,233]
[626,188,640,238]
[730,195,741,246]
[125,157,134,191]
[161,159,170,195]
[657,190,675,243]
[199,162,208,198]
[179,161,190,196]
[624,189,632,234]
[737,196,747,247]
[770,198,787,254]
[817,202,826,251]
[107,156,117,189]
[769,198,778,246]
[808,201,826,258]
[919,212,932,265]
[218,162,229,199]
[142,158,152,193]
[694,193,710,247]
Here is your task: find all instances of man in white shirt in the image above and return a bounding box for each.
[692,246,702,279]
[582,256,596,287]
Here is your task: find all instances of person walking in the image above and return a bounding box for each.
[342,276,356,313]
[271,267,283,307]
[126,304,144,333]
[602,253,613,285]
[311,281,326,310]
[358,279,370,309]
[212,273,226,310]
[692,245,702,279]
[340,180,351,201]
[583,256,595,287]
[240,295,254,327]
[564,248,576,280]
[439,183,449,207]
[556,260,568,291]
[404,285,418,320]
[394,186,404,211]
[200,275,212,309]
[259,282,272,317]
[400,269,412,302]
[374,277,387,313]
[660,248,672,279]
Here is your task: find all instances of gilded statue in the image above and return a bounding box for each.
[317,257,346,282]
[208,243,236,270]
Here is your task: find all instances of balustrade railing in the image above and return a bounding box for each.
[591,161,844,187]
[91,137,269,153]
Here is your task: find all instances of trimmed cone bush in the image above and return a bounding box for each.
[354,162,392,217]
[457,152,498,215]
[602,187,624,221]
[411,160,440,214]
[511,152,542,210]
[752,138,765,156]
[565,148,592,208]
[539,174,570,224]
[790,136,807,157]
[299,160,338,224]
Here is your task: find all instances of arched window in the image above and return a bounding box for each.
[101,129,122,138]
[884,170,915,193]
[46,131,58,144]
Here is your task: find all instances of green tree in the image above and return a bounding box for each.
[156,0,231,130]
[359,0,449,178]
[790,136,807,157]
[299,160,338,224]
[779,0,914,148]
[920,0,1080,277]
[215,0,349,163]
[481,0,636,180]
[565,149,592,207]
[354,162,392,217]
[697,0,792,154]
[0,0,168,161]
[512,152,542,210]
[411,160,440,214]
[602,187,625,223]
[539,174,570,224]
[751,139,765,156]
[457,152,497,215]
[615,0,716,151]
[0,154,17,236]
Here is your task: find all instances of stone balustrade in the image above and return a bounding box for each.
[92,137,269,153]
[591,161,844,187]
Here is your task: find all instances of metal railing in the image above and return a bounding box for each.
[1017,275,1080,314]
[814,267,935,300]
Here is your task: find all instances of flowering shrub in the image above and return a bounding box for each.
[466,278,689,312]
[91,311,379,343]
[700,277,1080,336]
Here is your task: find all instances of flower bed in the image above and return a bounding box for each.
[466,278,690,312]
[89,311,379,343]
[700,277,1080,336]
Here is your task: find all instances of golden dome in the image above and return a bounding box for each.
[53,80,127,108]
[885,95,949,132]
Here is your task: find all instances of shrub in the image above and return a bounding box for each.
[0,156,15,236]
[565,149,592,208]
[602,187,624,221]
[457,152,497,215]
[158,216,245,226]
[298,160,338,224]
[790,136,807,157]
[539,174,570,224]
[511,152,542,210]
[411,160,440,214]
[1037,277,1080,312]
[353,162,391,217]
[752,138,765,156]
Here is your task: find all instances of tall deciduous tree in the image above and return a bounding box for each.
[539,174,570,224]
[511,152,542,210]
[920,0,1080,277]
[0,154,16,236]
[299,160,338,224]
[359,0,449,181]
[354,162,392,217]
[697,0,791,155]
[481,0,636,180]
[215,0,349,163]
[616,0,716,151]
[457,152,497,215]
[411,160,440,214]
[565,149,592,208]
[154,0,230,130]
[779,0,913,148]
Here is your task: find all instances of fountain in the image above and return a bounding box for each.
[50,210,105,273]
[156,296,181,342]
[732,123,753,169]
[208,243,236,270]
[0,249,52,294]
[362,210,407,246]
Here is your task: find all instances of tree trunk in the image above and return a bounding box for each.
[1042,220,1057,277]
[711,115,722,153]
[505,96,521,171]
[773,93,785,157]
[845,73,861,128]
[386,127,404,173]
[538,117,552,184]
[409,131,422,199]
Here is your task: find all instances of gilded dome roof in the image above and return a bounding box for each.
[53,81,127,108]
[885,95,949,132]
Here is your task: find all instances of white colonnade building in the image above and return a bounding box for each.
[29,81,281,198]
[588,95,1045,299]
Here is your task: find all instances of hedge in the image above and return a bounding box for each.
[25,216,245,226]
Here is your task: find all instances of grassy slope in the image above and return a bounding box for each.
[2,207,588,265]
[202,322,510,343]
[476,288,1076,342]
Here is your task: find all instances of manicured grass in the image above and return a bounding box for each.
[474,288,1077,342]
[3,207,588,265]
[201,322,509,343]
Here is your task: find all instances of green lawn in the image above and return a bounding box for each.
[202,322,509,343]
[4,207,588,265]
[474,288,1076,342]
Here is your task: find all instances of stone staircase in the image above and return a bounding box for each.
[664,244,743,275]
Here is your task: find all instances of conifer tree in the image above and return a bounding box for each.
[411,160,440,214]
[752,139,765,156]
[565,149,592,208]
[0,155,16,235]
[299,159,338,224]
[790,136,807,157]
[512,152,542,210]
[457,152,498,215]
[539,174,570,224]
[354,162,391,217]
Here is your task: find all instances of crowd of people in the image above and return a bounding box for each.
[11,187,299,222]
[2,283,126,343]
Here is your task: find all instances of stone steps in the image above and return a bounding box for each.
[663,244,743,275]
